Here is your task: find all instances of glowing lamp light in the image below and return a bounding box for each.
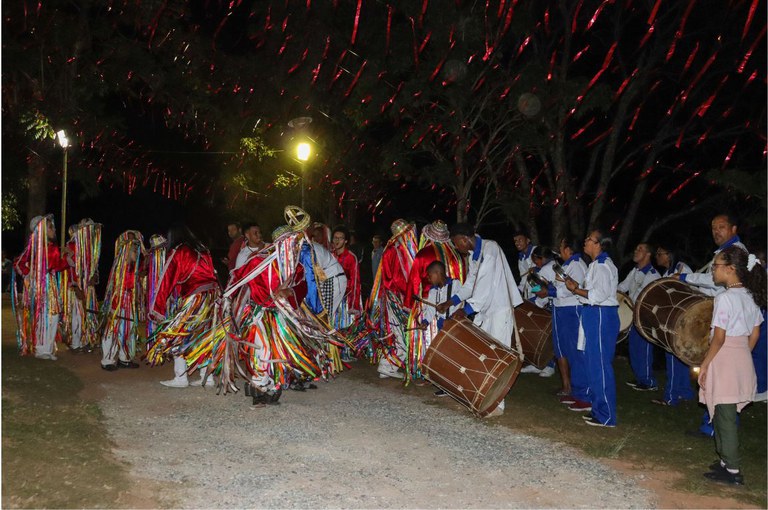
[296,142,311,162]
[56,129,70,148]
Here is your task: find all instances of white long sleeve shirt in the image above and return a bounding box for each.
[517,244,537,299]
[681,235,747,297]
[549,253,588,308]
[450,236,523,322]
[578,252,619,307]
[617,263,660,302]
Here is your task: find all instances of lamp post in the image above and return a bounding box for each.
[56,130,70,250]
[296,142,311,210]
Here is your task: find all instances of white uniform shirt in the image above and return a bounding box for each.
[422,278,461,326]
[682,236,747,297]
[618,263,660,302]
[578,252,619,307]
[451,236,523,321]
[533,261,556,308]
[551,253,588,308]
[235,244,260,269]
[711,287,764,337]
[661,261,692,277]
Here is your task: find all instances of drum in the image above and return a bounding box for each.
[422,318,522,417]
[616,292,634,343]
[514,301,554,369]
[633,278,714,366]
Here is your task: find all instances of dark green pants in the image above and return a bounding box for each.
[713,404,740,470]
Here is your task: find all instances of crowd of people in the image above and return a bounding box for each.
[10,208,766,486]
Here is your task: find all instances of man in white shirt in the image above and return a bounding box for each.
[437,223,523,417]
[619,243,661,392]
[514,229,537,299]
[234,223,266,269]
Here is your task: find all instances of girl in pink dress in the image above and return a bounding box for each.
[699,246,765,485]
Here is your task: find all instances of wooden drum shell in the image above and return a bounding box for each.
[514,301,554,369]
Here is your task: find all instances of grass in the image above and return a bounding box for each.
[350,353,767,507]
[496,356,767,506]
[1,318,137,508]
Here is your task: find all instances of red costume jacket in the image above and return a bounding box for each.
[227,236,245,270]
[151,245,219,317]
[380,244,411,300]
[403,243,464,308]
[231,255,307,309]
[334,248,361,310]
[15,242,70,276]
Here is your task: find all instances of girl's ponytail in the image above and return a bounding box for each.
[720,246,767,309]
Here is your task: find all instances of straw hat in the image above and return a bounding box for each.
[390,219,412,237]
[422,220,450,243]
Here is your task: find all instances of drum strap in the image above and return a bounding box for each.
[512,316,525,363]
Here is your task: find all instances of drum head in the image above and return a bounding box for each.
[477,360,522,417]
[672,299,714,366]
[617,292,633,335]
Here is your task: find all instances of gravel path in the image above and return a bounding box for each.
[100,369,653,509]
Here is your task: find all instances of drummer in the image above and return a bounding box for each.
[437,223,524,417]
[523,246,557,378]
[653,243,695,406]
[619,243,661,392]
[565,229,620,427]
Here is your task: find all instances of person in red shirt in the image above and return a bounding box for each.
[367,219,418,379]
[331,226,362,322]
[223,222,244,272]
[13,215,71,359]
[147,225,220,388]
[100,231,144,371]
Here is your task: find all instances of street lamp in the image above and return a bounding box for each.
[296,142,311,210]
[56,130,70,250]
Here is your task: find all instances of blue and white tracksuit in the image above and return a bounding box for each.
[618,263,660,388]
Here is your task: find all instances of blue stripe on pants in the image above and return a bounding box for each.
[554,306,588,401]
[628,325,657,387]
[582,306,619,426]
[663,352,694,404]
[753,311,767,393]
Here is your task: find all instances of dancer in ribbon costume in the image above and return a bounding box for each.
[201,207,332,406]
[13,215,71,359]
[147,225,220,388]
[366,219,418,380]
[146,234,168,338]
[63,219,102,352]
[331,225,362,325]
[100,231,145,371]
[403,220,464,383]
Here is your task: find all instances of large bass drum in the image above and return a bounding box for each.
[633,278,713,366]
[514,301,554,369]
[422,318,522,417]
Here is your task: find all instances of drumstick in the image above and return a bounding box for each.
[414,295,440,308]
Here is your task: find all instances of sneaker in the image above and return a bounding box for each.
[35,353,52,360]
[703,469,744,485]
[484,407,504,418]
[117,361,140,369]
[160,378,189,388]
[568,400,592,412]
[190,378,215,387]
[378,370,404,380]
[101,364,118,372]
[753,390,767,402]
[584,417,615,428]
[539,366,555,378]
[626,381,658,391]
[708,460,727,472]
[434,389,448,397]
[49,354,58,361]
[520,365,542,374]
[559,395,576,405]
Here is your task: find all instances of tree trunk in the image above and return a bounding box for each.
[26,152,48,231]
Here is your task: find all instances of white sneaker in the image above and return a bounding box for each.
[754,390,767,402]
[190,378,215,388]
[378,371,404,380]
[539,366,555,378]
[35,353,54,360]
[160,378,189,388]
[49,354,58,361]
[520,364,542,374]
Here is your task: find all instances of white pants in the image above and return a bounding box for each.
[101,333,132,365]
[70,303,84,349]
[35,314,59,357]
[171,355,189,383]
[474,308,514,411]
[377,300,406,375]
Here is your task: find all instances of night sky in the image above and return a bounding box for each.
[2,0,766,275]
